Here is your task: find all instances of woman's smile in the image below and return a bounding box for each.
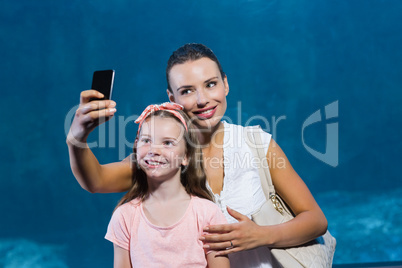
[192,106,217,120]
[168,57,229,130]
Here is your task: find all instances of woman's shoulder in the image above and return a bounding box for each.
[223,121,271,135]
[222,121,272,149]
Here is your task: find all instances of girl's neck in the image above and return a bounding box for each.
[142,179,191,227]
[146,172,189,203]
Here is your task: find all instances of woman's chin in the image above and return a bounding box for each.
[193,117,222,130]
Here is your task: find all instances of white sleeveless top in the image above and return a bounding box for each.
[207,121,274,268]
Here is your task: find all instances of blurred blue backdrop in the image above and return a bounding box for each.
[1,0,401,267]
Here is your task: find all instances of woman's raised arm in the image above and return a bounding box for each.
[66,90,133,193]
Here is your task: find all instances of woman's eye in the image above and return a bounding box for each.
[206,81,217,88]
[141,138,150,143]
[181,88,192,95]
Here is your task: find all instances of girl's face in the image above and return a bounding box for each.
[136,116,188,181]
[167,57,229,130]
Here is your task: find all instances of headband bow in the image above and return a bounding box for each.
[135,102,188,133]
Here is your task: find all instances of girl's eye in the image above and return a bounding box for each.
[163,140,175,146]
[141,138,151,143]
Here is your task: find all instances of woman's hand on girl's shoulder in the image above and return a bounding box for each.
[200,207,266,256]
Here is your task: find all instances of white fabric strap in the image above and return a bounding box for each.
[244,126,275,200]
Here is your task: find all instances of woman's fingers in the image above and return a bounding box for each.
[78,100,116,115]
[202,208,247,234]
[201,234,244,255]
[67,91,117,146]
[80,107,116,125]
[226,206,249,221]
[201,231,232,243]
[200,208,263,254]
[80,90,104,104]
[203,240,235,250]
[203,223,233,233]
[214,246,242,256]
[213,239,243,256]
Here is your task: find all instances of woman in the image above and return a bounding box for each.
[67,43,327,267]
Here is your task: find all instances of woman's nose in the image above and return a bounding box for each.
[196,89,208,107]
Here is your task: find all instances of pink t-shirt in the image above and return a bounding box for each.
[105,196,227,267]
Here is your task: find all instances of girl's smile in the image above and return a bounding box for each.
[143,158,167,168]
[136,117,188,180]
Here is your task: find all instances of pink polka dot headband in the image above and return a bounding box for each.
[134,102,188,133]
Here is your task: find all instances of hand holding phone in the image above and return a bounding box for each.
[91,70,115,100]
[67,70,116,145]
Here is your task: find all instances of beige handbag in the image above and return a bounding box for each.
[245,126,336,268]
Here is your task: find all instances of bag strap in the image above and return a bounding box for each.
[246,126,294,216]
[244,126,275,199]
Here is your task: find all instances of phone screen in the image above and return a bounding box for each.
[91,70,115,100]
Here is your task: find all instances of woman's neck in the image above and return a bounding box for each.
[196,121,224,148]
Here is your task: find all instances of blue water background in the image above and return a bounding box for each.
[1,0,401,266]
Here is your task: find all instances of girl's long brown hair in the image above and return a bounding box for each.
[115,110,213,209]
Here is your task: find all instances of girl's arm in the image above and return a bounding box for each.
[113,244,131,268]
[66,90,133,193]
[207,252,230,267]
[200,139,328,255]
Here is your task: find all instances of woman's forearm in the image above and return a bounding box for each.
[67,139,133,193]
[67,140,103,193]
[259,209,328,248]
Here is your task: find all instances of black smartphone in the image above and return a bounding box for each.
[91,70,115,100]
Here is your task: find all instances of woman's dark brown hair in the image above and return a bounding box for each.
[166,43,226,92]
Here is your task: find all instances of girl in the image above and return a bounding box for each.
[105,103,229,267]
[67,43,328,267]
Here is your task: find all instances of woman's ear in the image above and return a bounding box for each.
[223,75,229,96]
[167,89,175,102]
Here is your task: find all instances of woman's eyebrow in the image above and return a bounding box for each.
[204,77,218,83]
[176,85,192,92]
[175,76,219,91]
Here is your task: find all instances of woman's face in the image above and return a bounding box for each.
[167,57,229,130]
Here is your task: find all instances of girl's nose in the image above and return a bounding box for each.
[148,143,162,155]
